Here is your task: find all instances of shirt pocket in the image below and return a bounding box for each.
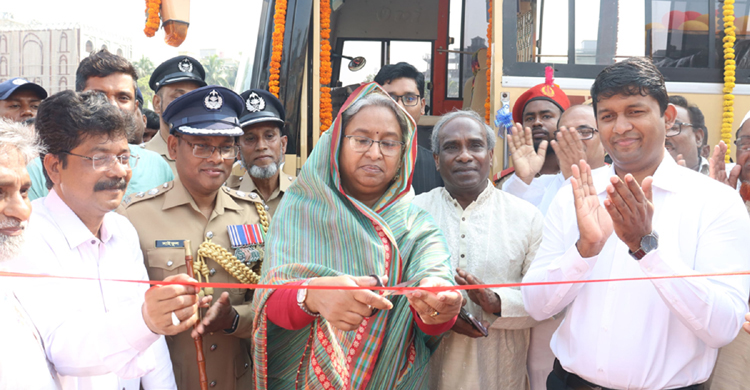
[145,248,187,281]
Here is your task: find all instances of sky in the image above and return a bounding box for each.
[3,0,263,64]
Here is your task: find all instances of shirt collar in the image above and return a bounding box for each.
[163,178,244,214]
[599,150,682,195]
[43,189,115,249]
[440,179,495,211]
[238,170,293,201]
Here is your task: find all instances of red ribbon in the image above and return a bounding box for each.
[3,270,750,292]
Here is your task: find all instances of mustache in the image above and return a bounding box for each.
[94,178,128,192]
[0,218,27,230]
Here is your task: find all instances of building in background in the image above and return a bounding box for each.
[0,13,132,94]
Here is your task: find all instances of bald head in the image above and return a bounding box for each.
[558,105,606,168]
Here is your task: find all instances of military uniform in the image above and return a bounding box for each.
[120,85,263,390]
[118,179,262,390]
[225,162,295,216]
[143,133,177,175]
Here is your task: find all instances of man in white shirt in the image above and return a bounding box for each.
[522,57,750,390]
[415,110,543,390]
[666,96,709,175]
[0,118,60,390]
[10,90,202,390]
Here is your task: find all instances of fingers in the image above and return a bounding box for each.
[162,274,198,295]
[729,165,742,189]
[536,140,549,158]
[642,177,654,203]
[508,124,521,154]
[454,274,468,286]
[353,290,393,311]
[523,125,534,148]
[676,154,686,167]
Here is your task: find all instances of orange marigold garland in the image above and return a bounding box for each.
[144,0,161,37]
[320,0,333,132]
[269,0,288,97]
[722,0,736,163]
[484,0,493,124]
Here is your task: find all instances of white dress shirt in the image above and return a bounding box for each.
[415,181,543,390]
[522,154,750,390]
[11,189,176,390]
[0,281,60,390]
[502,172,565,215]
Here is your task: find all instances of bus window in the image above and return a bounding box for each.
[446,0,490,99]
[339,40,382,86]
[504,0,741,83]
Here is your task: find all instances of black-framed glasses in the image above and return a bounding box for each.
[554,126,598,140]
[177,136,239,160]
[735,136,750,152]
[388,93,421,107]
[63,151,139,171]
[667,122,693,137]
[344,135,405,156]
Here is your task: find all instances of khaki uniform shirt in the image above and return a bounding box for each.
[225,161,295,216]
[117,179,266,390]
[143,132,177,177]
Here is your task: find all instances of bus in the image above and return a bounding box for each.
[235,0,748,177]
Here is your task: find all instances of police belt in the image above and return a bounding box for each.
[552,359,705,390]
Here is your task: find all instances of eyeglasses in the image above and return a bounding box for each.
[178,137,239,160]
[554,126,598,140]
[736,136,750,152]
[667,122,694,137]
[63,151,139,171]
[388,93,421,107]
[344,135,405,156]
[241,132,280,147]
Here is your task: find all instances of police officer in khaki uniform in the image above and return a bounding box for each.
[119,86,266,390]
[143,56,206,176]
[225,89,295,216]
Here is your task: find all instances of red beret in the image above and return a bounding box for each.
[512,66,571,123]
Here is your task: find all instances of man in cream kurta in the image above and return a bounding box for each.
[414,111,543,390]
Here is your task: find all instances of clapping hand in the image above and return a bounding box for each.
[571,161,613,257]
[551,126,587,180]
[709,141,741,189]
[508,123,548,185]
[603,174,655,253]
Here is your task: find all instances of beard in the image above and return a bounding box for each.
[0,219,27,262]
[249,161,280,179]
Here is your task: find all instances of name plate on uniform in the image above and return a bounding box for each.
[227,225,265,267]
[156,240,185,248]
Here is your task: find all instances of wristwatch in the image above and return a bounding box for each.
[628,231,659,260]
[223,310,240,334]
[297,278,320,317]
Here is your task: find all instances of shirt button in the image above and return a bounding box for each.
[244,362,249,368]
[206,231,214,239]
[461,234,465,239]
[210,344,217,351]
[209,268,216,276]
[90,240,96,245]
[209,381,217,387]
[460,254,465,258]
[167,261,173,267]
[461,217,465,221]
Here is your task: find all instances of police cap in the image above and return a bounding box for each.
[238,89,285,128]
[162,85,244,137]
[149,56,207,93]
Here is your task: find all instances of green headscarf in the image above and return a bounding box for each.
[251,82,453,389]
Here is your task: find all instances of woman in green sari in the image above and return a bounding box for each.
[251,83,461,389]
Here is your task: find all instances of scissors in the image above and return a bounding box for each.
[368,275,418,316]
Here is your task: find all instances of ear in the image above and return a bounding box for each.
[694,128,705,147]
[420,98,426,116]
[663,104,677,132]
[152,93,163,115]
[167,134,179,160]
[433,151,440,171]
[280,135,288,154]
[43,153,63,188]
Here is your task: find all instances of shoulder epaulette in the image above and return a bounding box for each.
[221,186,262,203]
[121,181,174,207]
